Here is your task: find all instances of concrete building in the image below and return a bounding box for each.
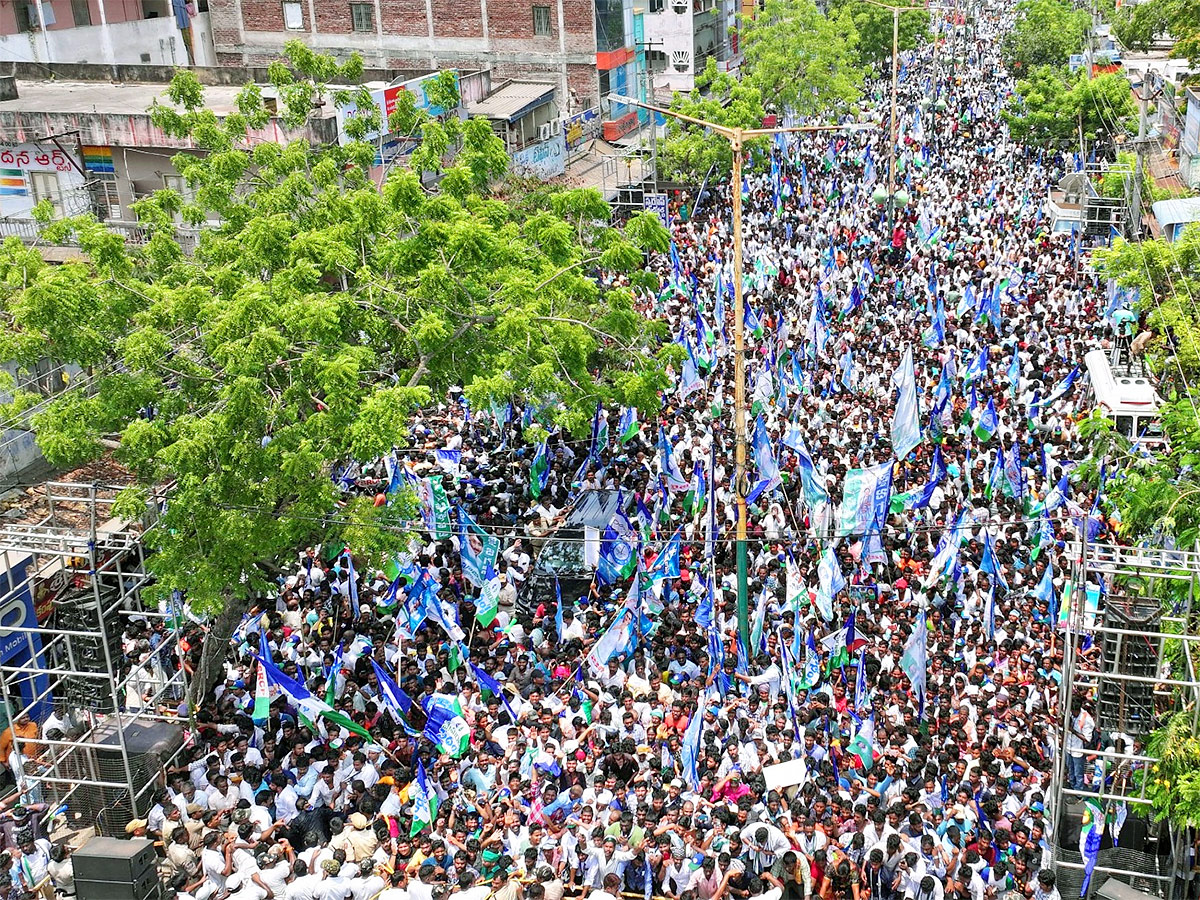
[0,0,215,67]
[204,0,653,147]
[641,0,740,97]
[0,73,337,246]
[208,0,600,112]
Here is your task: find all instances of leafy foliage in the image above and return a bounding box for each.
[657,0,863,183]
[1143,712,1200,828]
[1091,227,1200,549]
[658,59,770,183]
[1111,0,1200,65]
[843,2,930,68]
[1000,0,1089,72]
[1003,67,1134,145]
[741,0,863,121]
[0,47,672,619]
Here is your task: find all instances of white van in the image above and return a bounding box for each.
[1084,349,1166,446]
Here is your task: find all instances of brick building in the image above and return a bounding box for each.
[208,0,615,118]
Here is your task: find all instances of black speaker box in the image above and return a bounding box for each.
[74,837,156,883]
[76,868,160,900]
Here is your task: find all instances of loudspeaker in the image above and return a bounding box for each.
[75,837,159,900]
[1098,593,1159,736]
[73,720,184,836]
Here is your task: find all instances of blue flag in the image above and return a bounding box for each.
[891,345,922,459]
[681,702,704,789]
[469,661,519,724]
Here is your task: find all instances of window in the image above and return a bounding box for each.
[532,4,551,34]
[30,172,62,217]
[648,0,663,10]
[350,2,373,31]
[282,0,303,27]
[14,4,35,31]
[91,177,120,221]
[71,0,92,26]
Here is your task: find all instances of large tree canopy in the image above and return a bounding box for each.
[657,0,861,183]
[0,46,671,625]
[658,59,770,183]
[742,0,863,120]
[1000,0,1089,72]
[1091,226,1200,547]
[1003,67,1134,147]
[844,1,930,68]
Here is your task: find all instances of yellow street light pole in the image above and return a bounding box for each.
[609,93,873,659]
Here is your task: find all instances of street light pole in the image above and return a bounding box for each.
[859,0,925,231]
[730,128,749,648]
[608,92,873,658]
[888,7,899,231]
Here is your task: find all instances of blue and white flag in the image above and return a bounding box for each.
[891,346,922,460]
[646,528,682,582]
[469,661,519,723]
[981,530,1009,592]
[835,462,893,537]
[457,505,501,589]
[658,427,689,492]
[899,612,928,715]
[747,414,783,503]
[681,700,704,789]
[1044,367,1080,406]
[964,346,988,383]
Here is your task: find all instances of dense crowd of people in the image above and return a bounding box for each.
[18,5,1142,900]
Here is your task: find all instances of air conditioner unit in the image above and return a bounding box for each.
[538,123,552,141]
[550,118,563,135]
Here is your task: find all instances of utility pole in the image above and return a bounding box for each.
[635,37,665,193]
[1130,84,1156,239]
[608,92,874,657]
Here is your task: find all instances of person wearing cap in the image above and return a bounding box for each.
[123,818,149,839]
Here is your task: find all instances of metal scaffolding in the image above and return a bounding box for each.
[0,480,186,838]
[1050,539,1200,900]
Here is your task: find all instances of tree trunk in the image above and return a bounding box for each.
[185,593,248,717]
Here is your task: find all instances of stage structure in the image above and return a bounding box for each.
[1050,540,1200,900]
[0,480,186,837]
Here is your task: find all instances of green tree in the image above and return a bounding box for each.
[657,59,769,183]
[1003,67,1134,146]
[1111,0,1200,65]
[845,2,930,68]
[657,0,862,183]
[1000,0,1089,72]
[0,47,672,702]
[1091,226,1200,547]
[741,0,864,119]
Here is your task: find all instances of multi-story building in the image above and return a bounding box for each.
[0,0,216,66]
[207,0,598,113]
[641,0,739,97]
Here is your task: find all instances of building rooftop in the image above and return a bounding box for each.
[0,78,338,148]
[1152,197,1200,228]
[0,79,257,117]
[468,80,555,123]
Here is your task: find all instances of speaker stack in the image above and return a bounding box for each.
[1098,592,1159,737]
[70,720,185,836]
[53,587,124,712]
[74,837,159,900]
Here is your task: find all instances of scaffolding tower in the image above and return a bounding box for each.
[0,480,187,839]
[1050,539,1200,900]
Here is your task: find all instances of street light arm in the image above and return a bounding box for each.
[606,94,738,137]
[606,94,878,137]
